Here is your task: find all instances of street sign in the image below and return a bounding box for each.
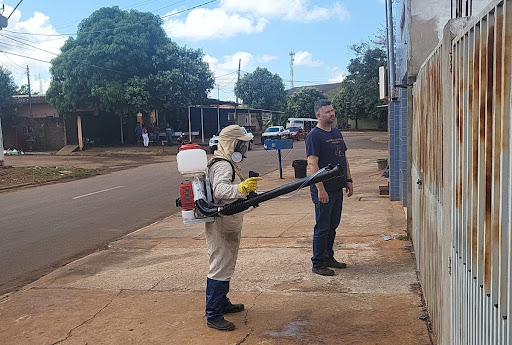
[263,139,293,150]
[263,139,293,179]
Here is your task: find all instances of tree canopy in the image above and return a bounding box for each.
[236,67,286,111]
[332,42,387,129]
[0,66,17,125]
[46,6,214,124]
[286,87,326,120]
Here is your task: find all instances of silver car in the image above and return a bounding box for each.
[209,126,254,153]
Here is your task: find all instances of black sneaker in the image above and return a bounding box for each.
[207,318,235,331]
[312,266,335,276]
[224,303,244,314]
[325,259,347,269]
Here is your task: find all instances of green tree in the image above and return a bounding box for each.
[47,6,214,125]
[236,67,286,128]
[14,84,39,96]
[236,67,286,111]
[332,42,387,129]
[0,66,17,125]
[286,87,326,120]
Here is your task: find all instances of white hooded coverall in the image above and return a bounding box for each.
[205,124,251,281]
[205,160,245,281]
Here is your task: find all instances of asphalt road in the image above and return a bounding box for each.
[0,132,387,294]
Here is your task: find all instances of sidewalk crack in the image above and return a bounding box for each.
[236,291,263,345]
[50,290,122,345]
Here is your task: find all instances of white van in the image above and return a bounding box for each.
[286,118,318,131]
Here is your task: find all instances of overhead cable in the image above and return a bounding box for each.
[3,0,218,37]
[7,0,23,20]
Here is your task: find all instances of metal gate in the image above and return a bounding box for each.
[413,42,446,344]
[413,0,512,343]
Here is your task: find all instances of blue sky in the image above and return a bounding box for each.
[0,0,387,101]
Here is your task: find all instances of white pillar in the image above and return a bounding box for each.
[77,115,83,151]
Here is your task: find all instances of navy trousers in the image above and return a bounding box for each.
[205,278,231,322]
[311,191,343,269]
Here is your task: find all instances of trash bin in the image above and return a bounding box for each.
[377,158,388,170]
[292,159,308,178]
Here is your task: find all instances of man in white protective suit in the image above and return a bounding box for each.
[205,125,262,331]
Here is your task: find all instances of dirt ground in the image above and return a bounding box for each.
[0,146,177,191]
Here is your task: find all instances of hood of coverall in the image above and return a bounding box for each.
[213,125,252,162]
[212,125,252,181]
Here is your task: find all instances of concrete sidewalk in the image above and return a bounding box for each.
[0,148,433,345]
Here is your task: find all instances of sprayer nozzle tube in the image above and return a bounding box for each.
[194,164,343,217]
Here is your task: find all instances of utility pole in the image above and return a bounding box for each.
[27,65,33,117]
[0,11,7,166]
[289,51,295,88]
[234,58,241,123]
[39,73,43,94]
[385,0,396,100]
[217,85,220,132]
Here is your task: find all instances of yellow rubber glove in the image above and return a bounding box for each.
[238,177,263,195]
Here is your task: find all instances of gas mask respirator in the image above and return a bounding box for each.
[231,140,249,163]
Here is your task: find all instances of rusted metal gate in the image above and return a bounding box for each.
[412,43,445,343]
[413,0,512,343]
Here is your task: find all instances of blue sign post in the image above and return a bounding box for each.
[263,139,293,179]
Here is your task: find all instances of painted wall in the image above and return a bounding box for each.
[3,117,66,151]
[16,103,59,118]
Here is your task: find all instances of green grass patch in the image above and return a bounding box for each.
[0,166,98,189]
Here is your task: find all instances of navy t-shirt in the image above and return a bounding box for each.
[305,126,347,193]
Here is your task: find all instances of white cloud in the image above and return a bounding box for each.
[328,67,346,83]
[258,54,278,63]
[0,6,66,91]
[294,51,323,67]
[204,52,256,101]
[207,51,255,73]
[163,1,349,41]
[220,0,349,23]
[163,8,267,40]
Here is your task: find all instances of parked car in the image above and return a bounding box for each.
[287,126,307,141]
[261,126,290,144]
[209,126,254,153]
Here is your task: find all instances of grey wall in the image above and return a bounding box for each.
[3,117,66,151]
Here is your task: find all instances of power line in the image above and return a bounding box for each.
[1,51,25,70]
[44,0,191,33]
[0,33,61,57]
[7,0,23,20]
[0,40,26,50]
[147,0,190,15]
[0,50,52,64]
[3,0,218,37]
[0,35,130,76]
[161,0,215,18]
[0,49,130,76]
[215,70,238,78]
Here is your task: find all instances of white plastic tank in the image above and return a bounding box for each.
[177,143,208,175]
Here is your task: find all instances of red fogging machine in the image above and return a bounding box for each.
[175,144,343,224]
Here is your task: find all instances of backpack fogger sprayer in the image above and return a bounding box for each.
[175,144,343,225]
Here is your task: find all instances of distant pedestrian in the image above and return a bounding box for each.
[142,124,149,147]
[306,99,353,276]
[135,122,142,145]
[152,125,160,146]
[165,123,173,146]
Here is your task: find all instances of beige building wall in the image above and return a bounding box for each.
[16,103,59,118]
